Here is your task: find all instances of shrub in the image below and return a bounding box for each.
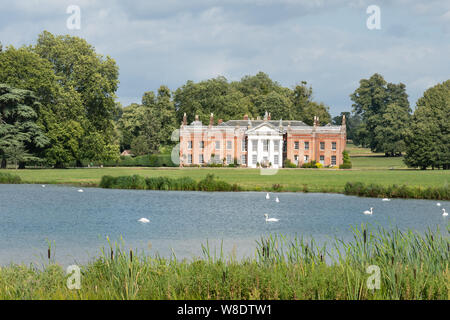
[0,172,21,184]
[284,159,297,168]
[302,160,318,168]
[339,150,352,169]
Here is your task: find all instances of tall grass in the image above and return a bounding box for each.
[0,172,21,184]
[0,224,448,300]
[344,182,450,200]
[99,174,241,192]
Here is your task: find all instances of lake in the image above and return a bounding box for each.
[0,184,448,266]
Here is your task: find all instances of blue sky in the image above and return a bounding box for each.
[0,0,449,116]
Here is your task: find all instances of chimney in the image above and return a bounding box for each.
[313,116,317,127]
[243,114,248,120]
[268,112,271,121]
[209,113,214,127]
[183,113,187,126]
[218,119,223,125]
[195,114,199,121]
[342,114,346,127]
[264,111,268,122]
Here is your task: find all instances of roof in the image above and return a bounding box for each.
[219,120,307,127]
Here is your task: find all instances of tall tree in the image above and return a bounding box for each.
[350,73,410,154]
[404,80,450,169]
[0,84,48,168]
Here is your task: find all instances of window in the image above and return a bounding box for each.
[304,155,309,162]
[320,142,325,150]
[274,155,279,165]
[332,142,336,150]
[294,155,299,161]
[274,140,279,150]
[188,154,192,164]
[242,139,246,151]
[263,140,269,152]
[283,140,287,152]
[331,155,336,165]
[199,141,204,149]
[294,141,299,150]
[252,140,258,152]
[241,155,247,165]
[320,155,325,164]
[304,141,309,150]
[252,154,257,164]
[188,141,192,149]
[227,154,232,164]
[199,154,204,164]
[227,141,232,150]
[215,141,220,149]
[214,154,220,161]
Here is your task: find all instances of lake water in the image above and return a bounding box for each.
[0,184,448,266]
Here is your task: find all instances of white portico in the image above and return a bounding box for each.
[246,122,284,168]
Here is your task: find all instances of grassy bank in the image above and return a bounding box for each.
[1,167,448,194]
[0,224,448,300]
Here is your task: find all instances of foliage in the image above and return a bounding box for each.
[284,159,297,168]
[0,172,21,183]
[0,84,48,168]
[350,73,411,155]
[339,150,352,169]
[99,173,240,192]
[404,80,450,170]
[344,182,450,200]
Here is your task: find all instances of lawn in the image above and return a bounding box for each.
[1,167,448,193]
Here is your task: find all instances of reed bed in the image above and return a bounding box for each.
[344,182,450,200]
[99,174,241,192]
[0,172,21,184]
[0,224,448,300]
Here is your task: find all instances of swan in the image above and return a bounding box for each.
[442,209,448,217]
[42,185,46,188]
[382,198,390,201]
[264,214,279,222]
[436,203,441,207]
[266,193,270,200]
[77,189,84,193]
[138,218,150,223]
[363,207,373,215]
[275,197,280,203]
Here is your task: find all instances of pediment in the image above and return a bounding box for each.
[246,122,283,135]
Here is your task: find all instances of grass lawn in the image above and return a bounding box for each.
[1,167,448,193]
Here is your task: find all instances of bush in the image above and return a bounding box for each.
[339,150,352,169]
[302,160,318,168]
[103,154,176,167]
[0,172,21,184]
[284,159,297,168]
[99,174,241,192]
[344,182,450,200]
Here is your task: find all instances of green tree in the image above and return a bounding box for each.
[404,80,450,169]
[350,73,410,154]
[0,84,48,168]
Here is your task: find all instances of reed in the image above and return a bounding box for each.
[344,182,450,200]
[0,224,448,300]
[0,172,21,184]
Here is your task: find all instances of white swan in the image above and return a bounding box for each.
[266,193,270,200]
[77,189,84,193]
[275,197,280,203]
[436,203,441,207]
[264,214,279,222]
[363,207,373,215]
[138,218,150,223]
[442,209,448,217]
[382,198,390,201]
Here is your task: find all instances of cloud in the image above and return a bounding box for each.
[0,0,449,115]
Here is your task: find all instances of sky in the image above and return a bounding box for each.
[0,0,449,116]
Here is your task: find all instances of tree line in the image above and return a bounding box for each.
[0,32,448,169]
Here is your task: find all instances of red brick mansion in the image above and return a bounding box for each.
[179,112,346,168]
